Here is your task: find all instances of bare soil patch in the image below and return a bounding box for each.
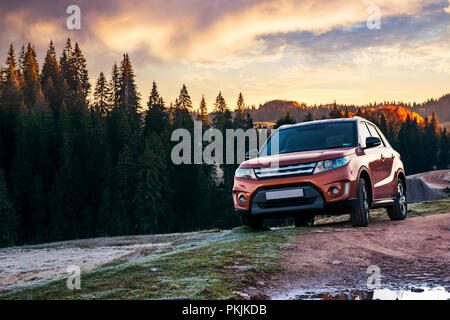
[258,213,450,299]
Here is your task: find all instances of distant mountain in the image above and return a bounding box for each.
[247,100,333,122]
[415,94,450,126]
[246,94,449,128]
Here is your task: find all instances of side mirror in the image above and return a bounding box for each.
[365,137,381,149]
[245,149,258,160]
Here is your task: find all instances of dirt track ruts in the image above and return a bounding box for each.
[257,213,450,299]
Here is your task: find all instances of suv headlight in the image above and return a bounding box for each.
[313,156,351,174]
[235,168,257,180]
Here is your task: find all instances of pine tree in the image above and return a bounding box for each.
[275,111,296,128]
[108,63,121,110]
[41,40,66,116]
[21,43,43,110]
[379,111,388,135]
[93,72,110,115]
[213,91,227,113]
[134,134,171,234]
[196,95,210,127]
[97,151,113,236]
[30,174,47,243]
[4,44,18,83]
[144,81,167,135]
[438,129,449,169]
[213,91,230,130]
[118,54,140,113]
[0,45,23,171]
[233,92,247,128]
[0,168,18,247]
[304,112,313,122]
[60,38,73,83]
[424,112,440,170]
[173,84,193,129]
[111,144,136,235]
[329,100,342,118]
[72,42,91,99]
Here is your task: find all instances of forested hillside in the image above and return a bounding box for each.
[0,40,252,247]
[249,97,449,126]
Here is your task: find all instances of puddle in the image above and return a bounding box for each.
[289,287,450,300]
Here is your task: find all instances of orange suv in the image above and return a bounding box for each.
[232,117,407,228]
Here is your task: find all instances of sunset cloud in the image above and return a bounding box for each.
[0,0,448,108]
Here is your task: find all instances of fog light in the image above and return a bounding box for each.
[330,187,339,195]
[239,195,246,204]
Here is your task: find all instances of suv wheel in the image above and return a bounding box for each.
[241,215,263,229]
[387,179,407,220]
[294,214,315,227]
[350,178,370,227]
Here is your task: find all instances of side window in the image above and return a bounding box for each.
[367,123,385,147]
[376,127,391,147]
[359,123,371,147]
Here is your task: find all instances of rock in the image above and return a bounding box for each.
[256,281,265,286]
[410,287,424,293]
[331,260,342,265]
[150,285,159,290]
[232,291,250,300]
[150,267,158,272]
[170,283,180,290]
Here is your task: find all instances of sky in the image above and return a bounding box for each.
[0,0,449,111]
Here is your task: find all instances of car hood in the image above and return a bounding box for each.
[240,147,356,169]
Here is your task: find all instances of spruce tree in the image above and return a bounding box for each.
[0,168,18,247]
[108,63,121,110]
[196,95,210,127]
[144,81,167,135]
[173,84,193,129]
[275,111,296,128]
[118,54,140,113]
[0,45,22,171]
[134,134,171,234]
[438,129,449,169]
[233,93,247,128]
[93,72,110,115]
[41,40,66,115]
[21,43,43,110]
[379,111,388,135]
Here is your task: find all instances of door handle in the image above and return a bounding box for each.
[380,154,385,161]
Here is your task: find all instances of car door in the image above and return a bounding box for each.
[359,122,384,199]
[366,123,395,198]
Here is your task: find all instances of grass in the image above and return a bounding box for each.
[1,198,448,300]
[0,226,300,300]
[406,197,450,215]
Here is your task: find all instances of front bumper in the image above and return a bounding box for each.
[235,182,356,218]
[233,164,358,218]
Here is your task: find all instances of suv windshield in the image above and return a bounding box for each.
[260,122,356,156]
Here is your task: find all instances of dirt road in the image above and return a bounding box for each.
[258,213,450,299]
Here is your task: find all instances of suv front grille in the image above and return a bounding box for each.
[254,162,316,179]
[258,197,315,209]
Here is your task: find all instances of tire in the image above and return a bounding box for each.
[350,178,370,227]
[387,179,407,221]
[294,213,315,227]
[241,215,263,229]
